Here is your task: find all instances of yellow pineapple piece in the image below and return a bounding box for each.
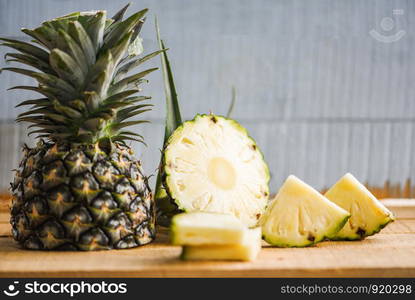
[324,173,395,240]
[170,212,247,246]
[181,228,261,261]
[261,175,350,247]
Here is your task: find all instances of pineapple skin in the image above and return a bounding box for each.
[10,140,155,250]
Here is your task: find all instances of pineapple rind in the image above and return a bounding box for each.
[329,218,392,241]
[262,215,350,248]
[325,173,395,240]
[10,141,155,250]
[261,175,350,247]
[163,114,270,227]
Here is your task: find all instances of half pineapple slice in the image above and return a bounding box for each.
[261,175,350,247]
[164,114,270,227]
[181,228,262,261]
[324,173,395,240]
[171,212,246,245]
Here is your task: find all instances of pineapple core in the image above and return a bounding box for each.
[207,157,236,190]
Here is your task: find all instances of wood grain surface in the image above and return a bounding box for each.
[0,200,414,278]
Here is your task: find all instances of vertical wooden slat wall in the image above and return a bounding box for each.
[0,0,414,197]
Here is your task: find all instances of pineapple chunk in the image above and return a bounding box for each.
[181,228,261,261]
[324,173,395,240]
[171,212,247,245]
[261,175,350,247]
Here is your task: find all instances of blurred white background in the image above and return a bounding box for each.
[0,0,414,196]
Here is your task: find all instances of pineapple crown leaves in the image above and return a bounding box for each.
[0,4,161,145]
[154,17,183,208]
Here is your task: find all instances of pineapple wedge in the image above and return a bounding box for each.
[324,173,395,240]
[171,212,247,245]
[181,228,262,261]
[261,175,350,247]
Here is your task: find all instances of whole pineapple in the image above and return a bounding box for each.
[1,5,161,250]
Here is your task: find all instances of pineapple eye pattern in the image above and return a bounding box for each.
[10,141,155,250]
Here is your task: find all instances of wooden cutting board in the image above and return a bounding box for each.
[0,200,414,278]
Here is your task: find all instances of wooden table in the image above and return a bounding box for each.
[0,199,414,277]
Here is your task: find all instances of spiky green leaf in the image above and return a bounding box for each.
[111,3,131,23]
[115,49,165,81]
[8,85,54,99]
[68,21,96,66]
[52,100,83,118]
[110,31,133,67]
[57,29,88,75]
[82,117,106,132]
[155,19,182,142]
[104,89,138,104]
[68,99,87,113]
[3,6,157,145]
[110,67,157,94]
[0,38,49,62]
[83,10,106,52]
[154,17,183,222]
[84,91,101,112]
[22,26,58,50]
[109,120,149,132]
[102,9,147,52]
[49,49,85,88]
[4,53,56,75]
[15,98,49,108]
[1,67,75,94]
[88,50,114,97]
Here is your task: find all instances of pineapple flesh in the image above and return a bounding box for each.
[181,228,262,261]
[261,175,350,247]
[171,212,247,245]
[163,114,270,227]
[324,173,395,240]
[2,5,160,250]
